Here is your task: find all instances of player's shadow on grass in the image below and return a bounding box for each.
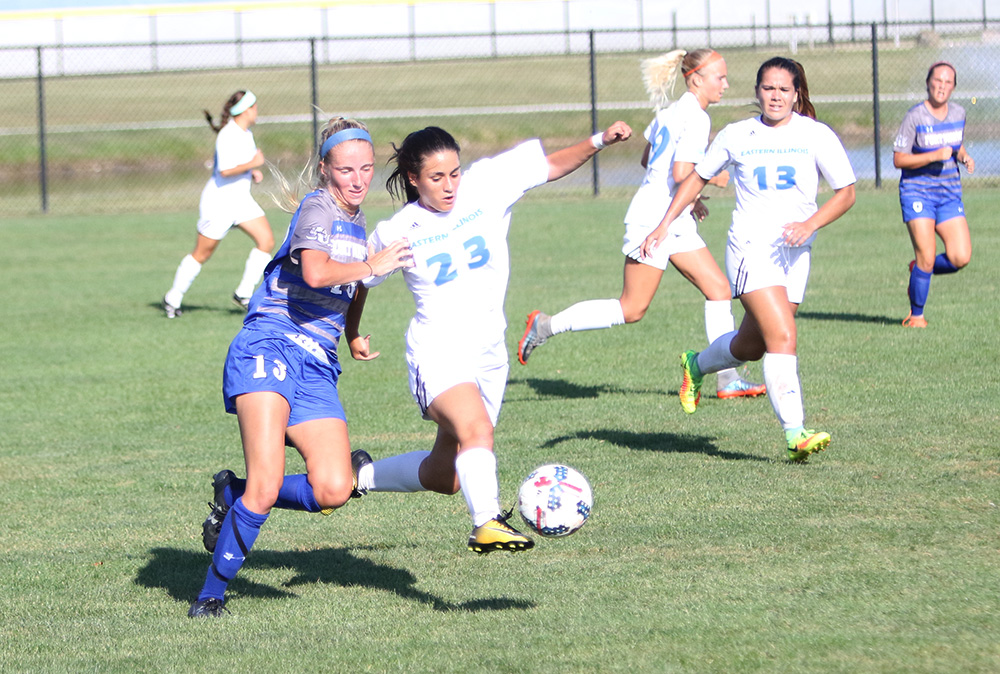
[542,428,767,462]
[507,377,662,400]
[797,310,896,325]
[136,546,534,613]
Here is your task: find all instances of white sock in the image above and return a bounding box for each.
[364,450,430,492]
[549,299,625,335]
[696,331,741,376]
[705,300,739,388]
[235,247,272,299]
[165,254,202,308]
[455,447,500,528]
[763,352,804,430]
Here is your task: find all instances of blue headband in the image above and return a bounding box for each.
[229,91,256,116]
[320,128,372,158]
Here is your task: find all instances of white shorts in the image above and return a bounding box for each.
[621,210,706,271]
[197,188,265,241]
[406,339,509,427]
[726,236,811,304]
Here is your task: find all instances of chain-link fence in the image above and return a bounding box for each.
[1,18,998,216]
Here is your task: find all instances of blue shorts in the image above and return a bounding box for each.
[900,193,965,225]
[223,327,345,426]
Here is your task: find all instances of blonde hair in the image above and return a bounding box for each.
[641,49,720,111]
[270,116,371,213]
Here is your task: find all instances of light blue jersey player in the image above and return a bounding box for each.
[642,57,856,461]
[893,61,975,328]
[358,122,631,555]
[188,120,412,618]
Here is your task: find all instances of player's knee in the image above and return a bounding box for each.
[311,474,353,510]
[243,480,282,511]
[951,252,970,269]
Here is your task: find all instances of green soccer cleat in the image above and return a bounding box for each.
[679,350,704,414]
[787,429,831,462]
[468,511,534,554]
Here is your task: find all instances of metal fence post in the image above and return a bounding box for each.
[589,30,599,196]
[871,23,882,189]
[36,46,48,213]
[310,38,319,155]
[706,0,712,48]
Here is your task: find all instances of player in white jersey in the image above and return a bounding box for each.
[893,61,975,328]
[360,122,631,554]
[517,49,765,401]
[164,90,275,318]
[187,119,413,618]
[642,57,856,461]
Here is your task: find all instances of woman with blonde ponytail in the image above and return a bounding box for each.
[519,49,766,400]
[187,117,413,618]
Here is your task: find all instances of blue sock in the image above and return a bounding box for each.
[273,474,322,512]
[933,253,959,274]
[909,265,932,316]
[197,498,268,602]
[224,477,246,507]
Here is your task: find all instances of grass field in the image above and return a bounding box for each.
[1,188,999,672]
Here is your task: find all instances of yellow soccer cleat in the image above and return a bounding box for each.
[787,429,831,462]
[468,512,534,554]
[679,350,704,414]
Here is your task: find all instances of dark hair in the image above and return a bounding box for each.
[204,90,248,133]
[755,57,816,120]
[926,61,957,86]
[385,126,461,204]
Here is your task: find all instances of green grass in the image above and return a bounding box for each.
[1,189,999,672]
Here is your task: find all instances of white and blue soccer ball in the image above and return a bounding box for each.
[517,464,593,537]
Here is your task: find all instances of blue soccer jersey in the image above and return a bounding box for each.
[244,189,368,361]
[894,102,966,203]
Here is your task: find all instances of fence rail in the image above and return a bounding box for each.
[2,18,998,215]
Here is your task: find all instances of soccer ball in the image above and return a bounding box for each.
[517,464,593,537]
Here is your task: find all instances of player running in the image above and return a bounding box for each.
[357,122,630,554]
[894,61,975,328]
[518,49,765,401]
[187,119,412,618]
[164,90,274,317]
[642,57,856,461]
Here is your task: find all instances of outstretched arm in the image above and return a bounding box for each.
[545,121,632,182]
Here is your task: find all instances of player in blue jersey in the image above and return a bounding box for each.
[187,118,413,618]
[642,57,856,461]
[517,48,765,401]
[164,90,275,318]
[358,121,631,554]
[893,61,975,328]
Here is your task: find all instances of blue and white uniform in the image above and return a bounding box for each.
[367,141,549,425]
[197,118,266,240]
[223,189,368,425]
[622,91,710,269]
[695,112,856,302]
[893,102,967,224]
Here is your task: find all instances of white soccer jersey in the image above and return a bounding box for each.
[211,119,258,192]
[623,92,710,226]
[367,140,549,356]
[696,113,856,246]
